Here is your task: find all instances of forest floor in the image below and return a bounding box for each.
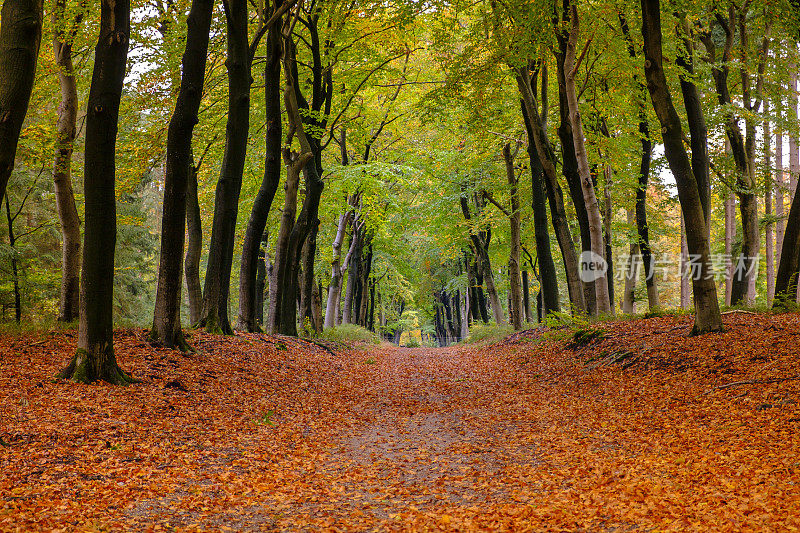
[2,312,800,531]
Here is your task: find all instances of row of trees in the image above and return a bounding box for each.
[2,0,800,378]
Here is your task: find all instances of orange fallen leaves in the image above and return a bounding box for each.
[1,313,800,530]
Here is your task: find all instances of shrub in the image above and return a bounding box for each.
[317,324,380,344]
[463,322,514,345]
[404,338,420,348]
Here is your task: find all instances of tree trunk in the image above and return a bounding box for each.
[52,1,81,322]
[777,128,785,269]
[255,230,268,326]
[237,9,282,332]
[773,184,800,307]
[521,270,531,323]
[622,209,640,314]
[564,5,612,315]
[725,187,735,306]
[791,71,798,199]
[299,219,320,333]
[58,0,134,383]
[184,162,203,325]
[150,0,213,349]
[0,0,44,203]
[4,196,21,323]
[342,227,361,324]
[680,215,691,309]
[516,67,585,314]
[324,211,353,329]
[765,110,775,304]
[200,0,250,334]
[520,95,560,316]
[503,144,523,330]
[641,0,722,334]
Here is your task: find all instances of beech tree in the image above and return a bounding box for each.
[58,0,134,382]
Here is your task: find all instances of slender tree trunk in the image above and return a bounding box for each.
[503,144,523,330]
[237,9,282,332]
[641,0,722,334]
[150,0,213,349]
[58,0,135,383]
[622,209,640,314]
[725,188,735,306]
[324,212,352,329]
[184,162,203,325]
[342,228,361,324]
[765,111,775,304]
[52,2,81,322]
[603,165,614,309]
[0,0,44,203]
[564,4,611,315]
[521,270,531,323]
[773,184,800,306]
[200,0,250,334]
[777,128,785,267]
[299,220,320,332]
[255,230,268,326]
[791,71,798,199]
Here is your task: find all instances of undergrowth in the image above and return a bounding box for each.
[317,324,380,345]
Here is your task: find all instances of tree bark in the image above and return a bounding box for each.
[773,184,800,307]
[58,0,135,383]
[200,0,251,334]
[520,85,560,316]
[516,67,585,314]
[765,110,775,304]
[299,219,320,332]
[0,0,44,203]
[4,196,20,323]
[680,215,690,309]
[184,162,203,325]
[503,144,523,330]
[777,128,785,262]
[150,0,213,349]
[564,4,611,315]
[52,0,81,322]
[324,211,353,329]
[622,209,640,314]
[640,0,722,334]
[237,7,282,332]
[521,270,531,323]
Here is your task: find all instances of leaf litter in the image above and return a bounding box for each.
[1,312,800,531]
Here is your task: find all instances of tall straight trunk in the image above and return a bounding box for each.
[622,209,640,314]
[150,0,214,349]
[57,0,134,383]
[777,128,785,264]
[357,242,373,326]
[237,10,282,332]
[641,0,722,334]
[342,228,361,324]
[478,245,504,325]
[603,165,614,309]
[52,0,81,322]
[725,188,735,306]
[521,98,560,315]
[791,72,798,198]
[564,4,611,315]
[515,67,585,313]
[680,215,690,309]
[765,111,775,304]
[503,144,523,330]
[521,270,531,322]
[184,162,203,325]
[0,0,44,203]
[200,0,250,334]
[460,285,470,339]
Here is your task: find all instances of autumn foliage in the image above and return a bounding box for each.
[2,312,800,530]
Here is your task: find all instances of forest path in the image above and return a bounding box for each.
[295,345,540,523]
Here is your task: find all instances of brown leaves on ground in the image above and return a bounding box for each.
[2,312,800,531]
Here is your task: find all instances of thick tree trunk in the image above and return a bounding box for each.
[184,163,203,325]
[342,228,361,324]
[680,216,690,309]
[324,211,353,329]
[0,0,43,203]
[58,0,135,383]
[641,0,722,334]
[516,68,585,314]
[237,15,282,332]
[200,0,250,334]
[503,144,523,330]
[299,220,320,332]
[52,1,81,322]
[150,0,213,349]
[774,185,800,307]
